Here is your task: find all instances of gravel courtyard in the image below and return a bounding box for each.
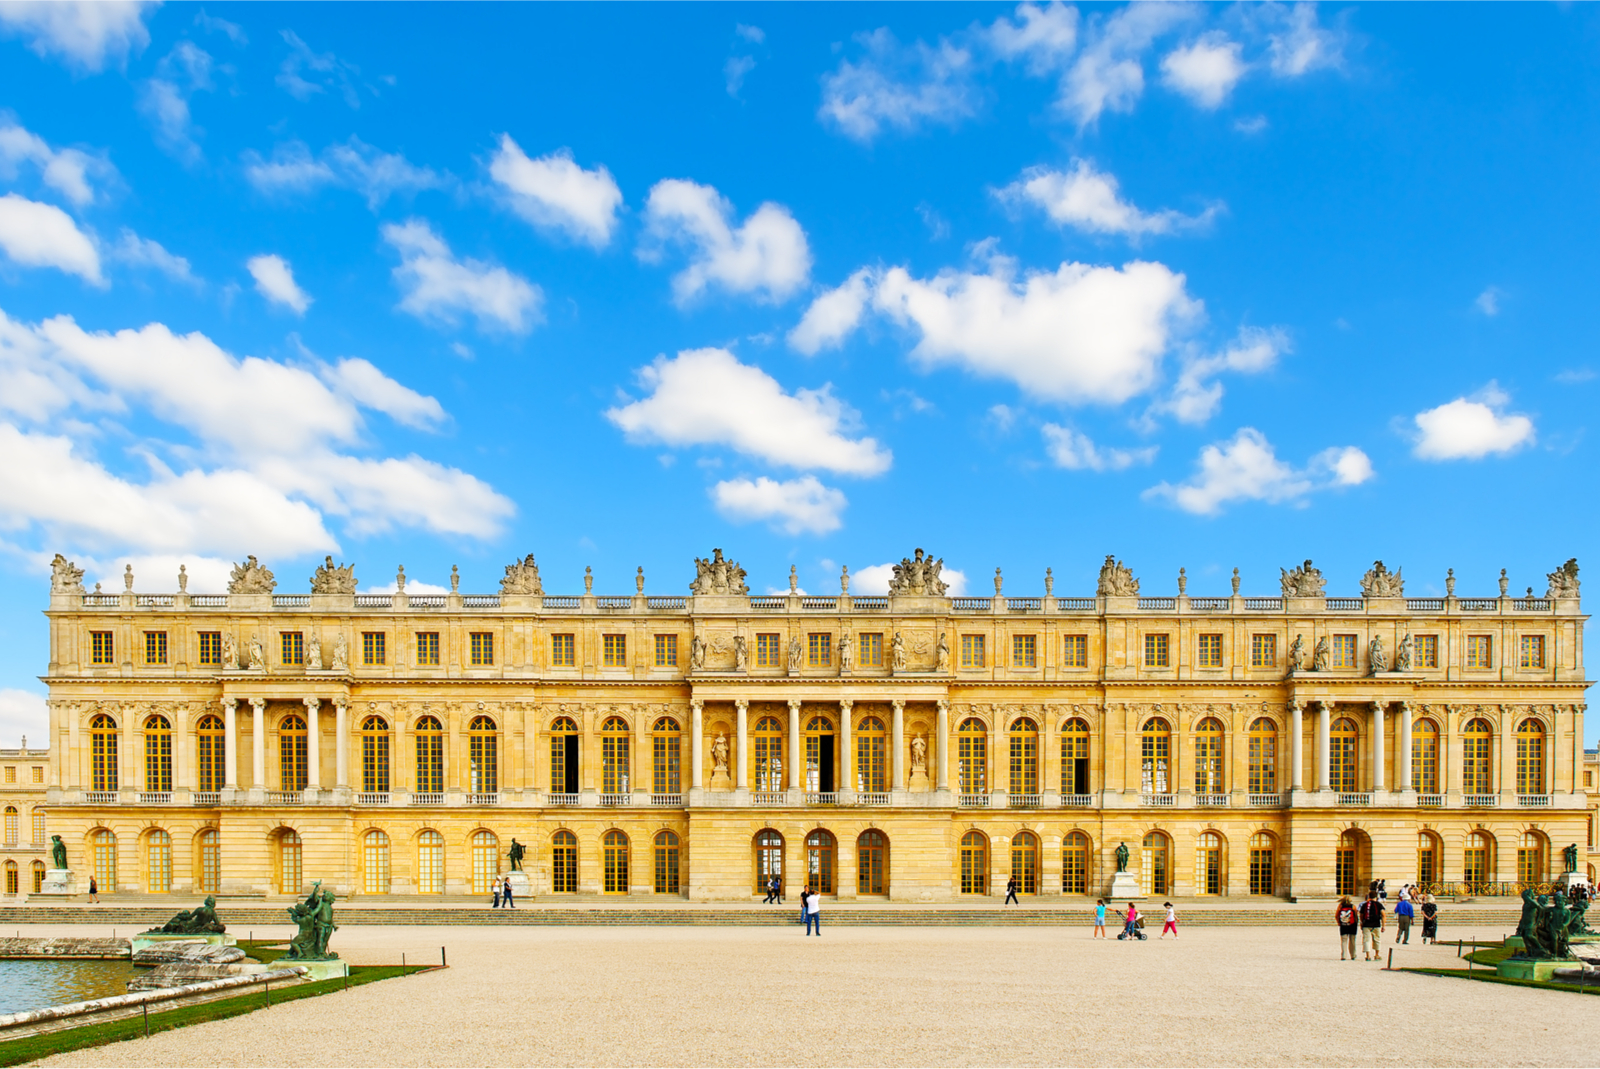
[29,923,1590,1068]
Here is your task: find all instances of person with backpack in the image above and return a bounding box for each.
[1358,891,1385,960]
[1335,895,1359,960]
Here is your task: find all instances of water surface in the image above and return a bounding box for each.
[0,959,138,1015]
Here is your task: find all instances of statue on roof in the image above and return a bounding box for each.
[50,554,85,594]
[690,549,748,595]
[889,548,949,596]
[310,556,357,594]
[1547,558,1580,599]
[1360,561,1404,598]
[227,556,276,594]
[1096,555,1139,597]
[500,554,543,595]
[1280,559,1325,598]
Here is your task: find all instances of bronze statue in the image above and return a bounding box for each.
[1564,843,1579,874]
[149,894,225,935]
[1115,842,1130,873]
[508,839,525,872]
[285,882,339,960]
[50,834,67,870]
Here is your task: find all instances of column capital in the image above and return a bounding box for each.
[334,697,348,713]
[222,697,237,712]
[248,697,265,712]
[1396,699,1411,715]
[690,698,704,713]
[936,698,949,712]
[304,696,319,710]
[839,698,854,711]
[1372,698,1387,712]
[734,698,749,712]
[891,698,905,712]
[787,698,802,711]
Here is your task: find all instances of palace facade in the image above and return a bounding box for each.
[34,551,1597,902]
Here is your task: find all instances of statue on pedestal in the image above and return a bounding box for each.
[149,895,224,934]
[1565,843,1580,874]
[285,882,339,960]
[1115,842,1130,872]
[508,839,525,872]
[712,733,730,774]
[50,834,67,870]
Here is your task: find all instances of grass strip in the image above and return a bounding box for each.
[0,964,423,1068]
[1402,966,1600,996]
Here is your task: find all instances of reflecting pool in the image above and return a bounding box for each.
[0,959,138,1015]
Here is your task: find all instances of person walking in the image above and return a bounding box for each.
[492,880,501,909]
[1335,896,1359,960]
[1004,875,1019,906]
[1119,901,1141,940]
[1420,894,1438,944]
[1394,893,1414,944]
[502,875,515,909]
[1358,891,1385,960]
[1160,901,1179,938]
[87,876,98,904]
[1093,899,1107,938]
[805,888,821,936]
[763,875,778,905]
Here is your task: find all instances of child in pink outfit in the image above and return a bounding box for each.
[1161,902,1178,937]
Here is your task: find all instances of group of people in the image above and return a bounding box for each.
[1336,881,1440,960]
[1091,899,1180,939]
[490,876,516,908]
[760,877,822,934]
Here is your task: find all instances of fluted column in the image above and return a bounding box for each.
[1397,701,1412,792]
[632,708,646,797]
[222,699,238,790]
[839,699,854,797]
[1371,700,1385,793]
[66,702,81,791]
[249,698,266,791]
[304,698,321,792]
[1288,700,1302,792]
[787,699,802,791]
[935,699,950,792]
[891,699,905,790]
[690,700,704,791]
[173,703,189,792]
[735,699,749,790]
[334,699,349,789]
[1316,701,1331,792]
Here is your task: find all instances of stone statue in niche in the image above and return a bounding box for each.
[691,634,707,671]
[221,632,237,670]
[1280,559,1325,598]
[888,548,949,596]
[1547,558,1580,599]
[306,632,322,671]
[1368,634,1388,675]
[788,637,803,675]
[689,549,748,595]
[227,556,276,594]
[891,632,907,672]
[712,732,730,772]
[734,635,747,672]
[911,734,927,772]
[310,556,357,594]
[331,632,349,672]
[1360,561,1404,598]
[1096,555,1139,597]
[1287,634,1306,675]
[1392,633,1413,673]
[839,630,853,675]
[936,632,950,673]
[1312,636,1331,672]
[248,635,264,670]
[50,554,85,594]
[499,554,543,595]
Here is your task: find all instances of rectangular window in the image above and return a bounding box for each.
[3,766,12,783]
[32,767,43,784]
[654,633,678,667]
[198,631,221,666]
[470,632,495,666]
[90,631,114,665]
[602,633,627,667]
[1332,634,1357,668]
[859,632,884,667]
[807,632,831,667]
[362,631,387,666]
[415,632,440,666]
[551,633,576,667]
[756,633,781,668]
[1250,633,1276,668]
[1467,634,1492,669]
[961,634,986,668]
[1416,634,1439,668]
[280,631,303,666]
[1519,634,1546,669]
[1011,634,1037,668]
[143,631,168,665]
[1197,633,1223,668]
[1062,634,1088,668]
[1143,633,1170,668]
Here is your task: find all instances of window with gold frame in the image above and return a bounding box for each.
[1516,718,1544,794]
[1062,831,1090,894]
[1462,717,1493,794]
[1518,832,1547,885]
[654,830,680,894]
[804,716,834,793]
[469,715,498,794]
[654,633,678,667]
[415,632,441,666]
[197,828,218,893]
[1141,832,1170,896]
[752,716,784,791]
[1060,718,1090,795]
[603,830,630,894]
[807,632,831,667]
[651,716,681,794]
[90,713,118,791]
[3,861,14,896]
[1010,831,1039,894]
[417,829,444,894]
[961,634,986,668]
[362,631,386,666]
[359,715,390,793]
[2,806,14,846]
[1196,633,1223,668]
[754,829,783,895]
[471,830,498,895]
[1195,831,1224,895]
[363,829,390,894]
[1519,634,1546,669]
[31,808,46,846]
[1011,634,1037,668]
[805,829,836,893]
[1008,717,1038,794]
[144,631,168,666]
[1415,634,1439,668]
[756,633,781,668]
[469,631,494,666]
[1062,634,1088,668]
[1249,832,1275,896]
[1412,718,1439,794]
[551,831,577,893]
[960,830,987,894]
[198,631,221,666]
[1193,716,1225,793]
[91,630,114,665]
[143,714,172,793]
[196,714,225,792]
[858,632,884,667]
[857,829,888,895]
[1143,633,1170,668]
[550,633,576,667]
[855,716,886,793]
[277,830,302,894]
[278,714,308,791]
[550,716,579,795]
[601,716,630,794]
[602,633,627,667]
[1417,831,1440,886]
[1463,831,1492,885]
[92,828,117,892]
[1140,717,1170,794]
[1330,717,1358,793]
[280,631,303,666]
[1331,634,1357,668]
[414,715,444,794]
[1466,634,1492,669]
[1248,717,1276,794]
[1250,633,1276,668]
[957,717,986,793]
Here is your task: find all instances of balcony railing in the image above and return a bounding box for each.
[1007,598,1042,612]
[1459,598,1497,611]
[805,792,838,805]
[273,594,311,607]
[1464,794,1499,807]
[1244,597,1282,610]
[1336,792,1372,806]
[136,594,175,607]
[1517,794,1551,807]
[800,597,836,610]
[957,794,990,807]
[1514,598,1551,611]
[138,792,172,805]
[858,792,890,806]
[752,791,785,806]
[1061,793,1093,807]
[191,594,227,607]
[1138,597,1176,610]
[468,793,499,805]
[356,792,390,805]
[748,596,786,610]
[599,793,631,806]
[1009,793,1041,808]
[462,594,502,608]
[1406,598,1444,611]
[1057,598,1096,610]
[596,596,633,610]
[1195,793,1229,807]
[410,595,446,608]
[1416,793,1444,807]
[266,790,303,805]
[411,792,444,805]
[1141,793,1176,807]
[1189,597,1229,611]
[951,598,990,612]
[1248,793,1285,807]
[546,793,580,806]
[84,791,117,805]
[644,595,686,610]
[191,792,220,807]
[352,594,390,608]
[650,793,682,806]
[853,596,888,611]
[1325,597,1363,611]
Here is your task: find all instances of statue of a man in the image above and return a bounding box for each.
[313,890,338,959]
[1115,842,1130,872]
[891,632,907,672]
[331,632,349,672]
[691,633,706,671]
[712,732,729,772]
[508,839,526,872]
[305,631,321,671]
[1312,636,1331,672]
[1287,634,1306,673]
[734,635,747,672]
[50,834,67,870]
[1565,843,1580,873]
[936,633,950,673]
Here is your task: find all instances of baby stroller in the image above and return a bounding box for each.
[1117,913,1147,940]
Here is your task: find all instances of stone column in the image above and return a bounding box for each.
[891,699,905,791]
[735,699,749,791]
[1397,701,1412,792]
[1497,704,1515,798]
[632,708,646,798]
[66,702,81,792]
[690,699,704,792]
[1316,701,1330,792]
[249,698,266,793]
[935,699,950,793]
[304,698,321,793]
[1574,705,1586,796]
[1371,700,1385,793]
[222,699,238,791]
[334,699,349,790]
[1288,701,1302,793]
[787,699,802,793]
[173,703,189,794]
[839,699,854,798]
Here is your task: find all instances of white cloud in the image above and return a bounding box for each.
[642,179,810,304]
[487,136,623,247]
[1041,424,1157,471]
[788,268,877,355]
[1144,427,1372,515]
[997,159,1219,238]
[819,28,980,143]
[1061,4,1189,125]
[194,10,246,46]
[383,219,543,334]
[0,687,47,748]
[1412,384,1535,460]
[1475,286,1502,316]
[277,30,362,108]
[725,55,756,97]
[606,347,891,476]
[711,475,847,535]
[986,2,1079,74]
[1156,325,1288,425]
[0,0,153,72]
[852,562,969,596]
[735,24,764,44]
[110,229,197,285]
[0,116,112,206]
[0,193,102,283]
[247,254,312,315]
[139,41,213,164]
[320,358,446,430]
[1264,3,1346,77]
[243,138,449,209]
[1161,34,1246,108]
[252,451,513,539]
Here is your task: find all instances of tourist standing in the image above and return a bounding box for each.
[1358,891,1385,960]
[502,875,515,909]
[1004,875,1019,906]
[1161,901,1179,938]
[797,888,809,930]
[806,888,821,936]
[1093,899,1107,938]
[1394,894,1414,944]
[1420,895,1439,944]
[1335,896,1358,960]
[87,876,98,903]
[492,880,501,908]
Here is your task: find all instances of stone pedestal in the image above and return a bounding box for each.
[709,771,732,791]
[504,871,533,901]
[1108,870,1141,901]
[130,932,235,954]
[286,959,348,981]
[37,869,74,896]
[1497,958,1564,982]
[909,770,930,792]
[1558,872,1590,895]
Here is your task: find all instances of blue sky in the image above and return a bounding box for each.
[0,2,1594,744]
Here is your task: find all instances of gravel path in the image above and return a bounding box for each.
[28,923,1588,1068]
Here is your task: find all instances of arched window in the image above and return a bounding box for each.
[550,717,579,796]
[959,831,988,895]
[1248,717,1277,795]
[804,715,835,793]
[278,714,308,792]
[654,830,680,894]
[417,829,445,894]
[603,830,630,894]
[363,829,390,895]
[1516,719,1545,795]
[1194,717,1225,794]
[469,716,498,795]
[415,716,444,795]
[1249,832,1275,896]
[601,716,630,795]
[652,717,681,795]
[1464,831,1493,885]
[805,829,836,894]
[90,714,118,792]
[1009,717,1039,795]
[1336,829,1368,896]
[360,716,390,794]
[1010,831,1039,894]
[957,718,987,795]
[753,715,784,792]
[31,860,45,894]
[1060,718,1090,796]
[1462,717,1493,794]
[145,829,171,893]
[754,829,784,895]
[1412,718,1439,794]
[855,716,887,794]
[2,806,15,845]
[551,830,577,893]
[143,715,172,793]
[196,714,225,793]
[1195,831,1224,895]
[1141,718,1171,795]
[857,830,888,895]
[471,829,498,894]
[1141,831,1170,896]
[4,861,14,897]
[197,828,219,892]
[277,829,302,894]
[90,828,117,892]
[1417,830,1441,887]
[1330,718,1358,793]
[1063,831,1091,894]
[1517,831,1546,885]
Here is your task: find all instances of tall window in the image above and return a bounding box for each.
[807,633,831,667]
[4,861,14,896]
[91,631,114,665]
[856,716,886,793]
[1010,831,1039,894]
[470,632,495,666]
[143,714,172,793]
[31,860,45,894]
[756,633,780,668]
[1060,718,1090,795]
[1463,831,1492,885]
[960,831,988,894]
[90,713,118,791]
[471,830,498,895]
[804,716,834,792]
[652,717,681,794]
[1248,717,1277,794]
[1197,634,1223,668]
[1249,832,1274,896]
[1417,832,1440,886]
[1466,635,1492,669]
[415,632,440,666]
[31,809,46,846]
[550,717,579,795]
[198,631,221,666]
[1062,634,1088,668]
[858,633,884,668]
[754,830,784,895]
[1195,831,1223,895]
[857,830,888,895]
[1462,717,1493,794]
[196,714,225,792]
[1251,634,1276,668]
[2,807,15,845]
[654,831,680,894]
[144,631,168,665]
[601,716,630,794]
[1063,832,1090,894]
[92,828,117,892]
[551,633,576,667]
[469,716,498,794]
[417,829,444,894]
[278,714,308,791]
[654,634,678,667]
[1519,634,1546,669]
[1516,718,1545,794]
[1412,718,1439,794]
[553,832,579,889]
[362,632,386,666]
[280,632,303,666]
[603,634,627,667]
[1011,634,1037,668]
[360,716,390,793]
[752,716,784,791]
[1008,717,1038,794]
[277,830,302,894]
[1140,717,1171,794]
[1194,717,1224,794]
[957,718,987,794]
[363,829,390,894]
[1144,634,1170,668]
[1141,832,1169,896]
[197,828,219,892]
[1332,634,1357,668]
[805,829,836,893]
[603,830,630,894]
[961,634,986,668]
[1330,718,1358,793]
[414,716,444,794]
[1416,634,1439,668]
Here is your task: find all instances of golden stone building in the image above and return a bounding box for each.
[34,550,1597,902]
[0,741,50,899]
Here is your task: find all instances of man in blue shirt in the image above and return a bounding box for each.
[1394,892,1414,944]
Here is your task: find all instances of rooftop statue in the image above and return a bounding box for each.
[310,556,357,594]
[149,894,225,935]
[888,548,949,596]
[1547,558,1580,599]
[1097,555,1139,597]
[1280,559,1325,598]
[50,554,85,594]
[500,554,543,596]
[1359,560,1404,598]
[690,549,748,595]
[227,556,277,594]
